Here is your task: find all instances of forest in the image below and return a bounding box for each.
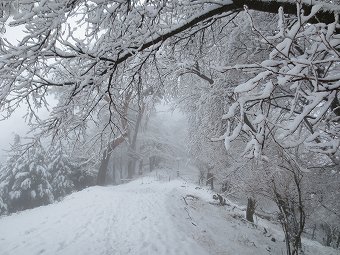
[0,1,339,255]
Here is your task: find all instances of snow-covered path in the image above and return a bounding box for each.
[0,177,208,255]
[0,174,337,255]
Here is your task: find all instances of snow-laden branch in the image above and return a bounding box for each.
[221,4,340,162]
[0,0,339,157]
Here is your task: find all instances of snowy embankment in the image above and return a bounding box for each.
[0,171,337,255]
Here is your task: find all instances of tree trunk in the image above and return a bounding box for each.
[206,173,214,190]
[311,224,316,240]
[246,197,256,223]
[149,156,155,172]
[138,159,143,175]
[96,150,110,186]
[96,135,126,186]
[127,160,135,179]
[127,104,144,179]
[112,162,116,185]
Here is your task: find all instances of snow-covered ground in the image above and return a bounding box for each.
[0,170,337,255]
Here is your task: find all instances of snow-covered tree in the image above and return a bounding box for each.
[0,166,8,214]
[304,163,340,248]
[0,0,338,161]
[48,142,75,200]
[139,107,188,171]
[218,4,339,163]
[171,11,275,190]
[0,138,54,213]
[0,134,22,214]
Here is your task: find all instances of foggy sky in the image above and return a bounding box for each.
[0,19,27,162]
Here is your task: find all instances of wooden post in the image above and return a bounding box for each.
[246,197,256,223]
[138,159,143,175]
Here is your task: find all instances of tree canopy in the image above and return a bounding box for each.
[0,0,339,162]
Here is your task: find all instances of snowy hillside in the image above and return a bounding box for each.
[0,171,337,255]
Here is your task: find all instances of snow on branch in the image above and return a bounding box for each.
[221,2,340,161]
[0,0,339,153]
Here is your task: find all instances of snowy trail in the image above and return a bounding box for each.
[0,177,209,255]
[0,174,337,255]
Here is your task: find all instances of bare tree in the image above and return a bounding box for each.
[271,152,306,255]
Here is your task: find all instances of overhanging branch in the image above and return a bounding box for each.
[111,0,339,67]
